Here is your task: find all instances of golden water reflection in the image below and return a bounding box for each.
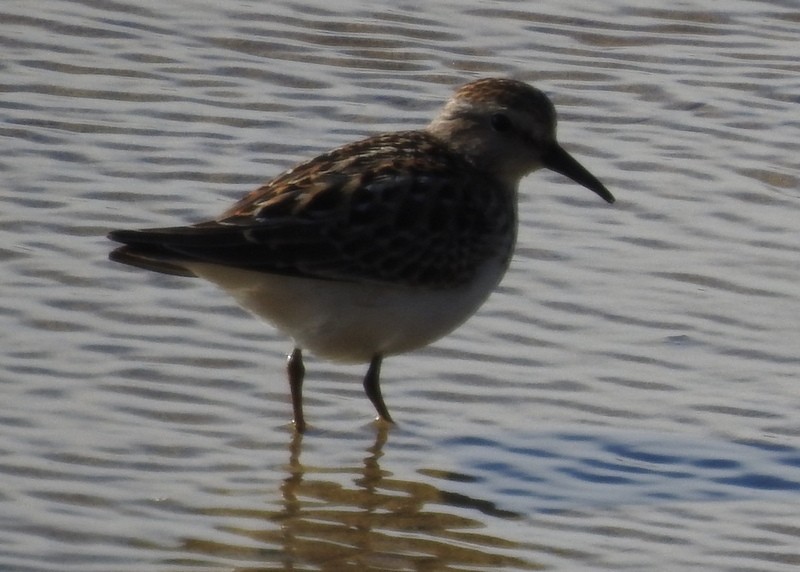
[180,427,542,571]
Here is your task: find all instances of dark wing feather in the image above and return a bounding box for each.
[108,131,515,288]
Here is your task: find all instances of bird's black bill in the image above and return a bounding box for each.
[543,144,615,204]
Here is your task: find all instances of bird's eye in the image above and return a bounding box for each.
[490,113,512,132]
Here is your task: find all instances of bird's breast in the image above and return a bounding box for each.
[186,255,511,363]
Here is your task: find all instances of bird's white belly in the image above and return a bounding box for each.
[186,261,509,364]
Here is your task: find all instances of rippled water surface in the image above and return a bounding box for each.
[3,1,799,570]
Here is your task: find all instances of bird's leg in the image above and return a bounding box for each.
[363,354,393,424]
[287,348,306,433]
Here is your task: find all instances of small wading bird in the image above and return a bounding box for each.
[109,78,615,432]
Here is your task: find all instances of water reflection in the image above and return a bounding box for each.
[180,426,540,570]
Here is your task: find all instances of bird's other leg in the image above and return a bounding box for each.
[363,354,393,424]
[287,348,306,433]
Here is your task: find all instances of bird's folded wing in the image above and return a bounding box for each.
[109,133,514,288]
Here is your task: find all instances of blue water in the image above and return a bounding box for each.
[2,0,799,570]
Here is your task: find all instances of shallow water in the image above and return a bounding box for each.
[2,1,799,570]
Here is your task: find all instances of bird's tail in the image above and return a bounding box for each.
[108,230,197,277]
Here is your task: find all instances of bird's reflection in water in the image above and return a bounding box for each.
[179,426,538,570]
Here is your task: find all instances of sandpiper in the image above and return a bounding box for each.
[108,78,615,432]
